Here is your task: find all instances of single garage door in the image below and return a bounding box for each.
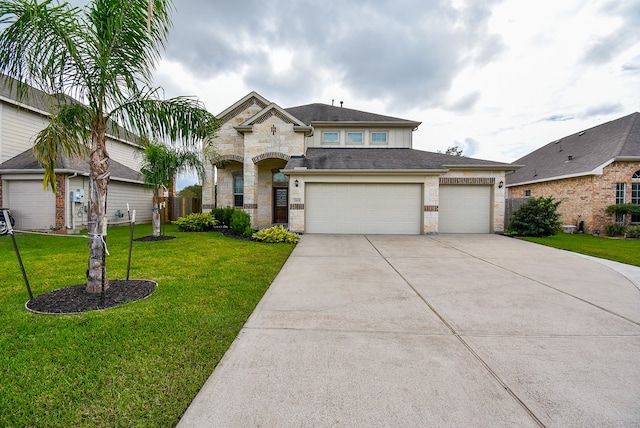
[305,183,422,234]
[438,185,491,233]
[5,180,56,230]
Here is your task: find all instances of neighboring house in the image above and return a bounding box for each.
[506,112,640,232]
[205,92,517,234]
[0,78,152,231]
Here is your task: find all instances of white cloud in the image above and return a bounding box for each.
[62,0,640,172]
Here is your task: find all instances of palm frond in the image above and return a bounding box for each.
[32,103,92,191]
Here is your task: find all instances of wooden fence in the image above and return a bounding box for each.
[159,197,202,223]
[504,198,528,226]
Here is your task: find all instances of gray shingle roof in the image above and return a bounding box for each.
[284,148,515,171]
[0,149,143,182]
[507,112,640,186]
[284,103,420,126]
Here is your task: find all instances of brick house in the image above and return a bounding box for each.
[205,92,518,234]
[506,112,640,232]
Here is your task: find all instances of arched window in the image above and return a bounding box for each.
[632,171,640,223]
[272,170,289,187]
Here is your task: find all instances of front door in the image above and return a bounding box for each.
[273,188,288,224]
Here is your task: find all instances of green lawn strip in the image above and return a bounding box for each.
[0,224,294,427]
[521,233,640,266]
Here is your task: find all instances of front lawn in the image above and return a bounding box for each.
[0,224,294,427]
[521,233,640,266]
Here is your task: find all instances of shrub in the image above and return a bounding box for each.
[253,225,300,243]
[230,209,252,236]
[626,225,640,238]
[506,196,562,237]
[173,213,218,232]
[605,223,627,237]
[210,206,235,227]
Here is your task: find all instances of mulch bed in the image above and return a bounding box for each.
[133,235,176,242]
[26,280,157,314]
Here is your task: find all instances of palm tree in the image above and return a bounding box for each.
[0,0,218,293]
[140,141,204,237]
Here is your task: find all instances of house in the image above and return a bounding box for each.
[205,92,518,234]
[0,78,152,231]
[506,112,640,232]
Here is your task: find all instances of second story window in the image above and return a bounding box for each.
[322,131,339,144]
[346,132,363,144]
[371,131,388,144]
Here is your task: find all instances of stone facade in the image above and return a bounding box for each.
[508,161,640,232]
[206,99,306,229]
[0,175,3,207]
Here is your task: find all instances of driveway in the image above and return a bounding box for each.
[178,234,640,427]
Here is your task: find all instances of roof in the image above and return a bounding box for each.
[284,103,421,127]
[507,112,640,186]
[283,148,516,172]
[0,149,143,183]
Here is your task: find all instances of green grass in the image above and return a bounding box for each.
[0,224,294,427]
[521,233,640,266]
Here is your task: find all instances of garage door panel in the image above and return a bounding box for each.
[439,185,491,233]
[6,180,56,230]
[306,183,421,234]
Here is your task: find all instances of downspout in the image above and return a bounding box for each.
[67,173,78,230]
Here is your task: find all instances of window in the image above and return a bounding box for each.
[616,182,626,223]
[632,171,640,223]
[272,171,288,185]
[233,174,243,207]
[371,132,388,144]
[525,190,531,198]
[346,132,363,144]
[322,131,339,144]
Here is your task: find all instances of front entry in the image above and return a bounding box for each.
[273,187,288,224]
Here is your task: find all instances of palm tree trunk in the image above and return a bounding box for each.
[152,193,161,237]
[87,126,110,294]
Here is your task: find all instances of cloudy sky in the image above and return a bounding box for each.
[73,0,640,184]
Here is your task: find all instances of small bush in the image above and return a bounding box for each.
[605,223,627,237]
[230,209,252,236]
[626,225,640,238]
[506,196,562,237]
[173,213,218,232]
[253,225,300,243]
[210,206,235,227]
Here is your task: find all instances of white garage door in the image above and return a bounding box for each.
[5,180,56,230]
[305,183,422,234]
[438,185,491,233]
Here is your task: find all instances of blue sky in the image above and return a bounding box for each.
[71,0,640,188]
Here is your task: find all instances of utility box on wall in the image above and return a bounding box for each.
[70,189,85,203]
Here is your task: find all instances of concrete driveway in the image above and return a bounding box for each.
[178,234,640,427]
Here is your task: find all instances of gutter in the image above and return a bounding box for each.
[282,168,449,176]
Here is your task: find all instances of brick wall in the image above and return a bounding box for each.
[509,161,640,232]
[55,174,66,228]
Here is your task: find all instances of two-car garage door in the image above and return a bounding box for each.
[305,183,422,234]
[304,182,492,234]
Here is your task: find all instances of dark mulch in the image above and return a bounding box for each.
[133,235,176,242]
[26,280,157,314]
[213,226,255,241]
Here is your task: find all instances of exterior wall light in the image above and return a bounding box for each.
[295,179,299,187]
[498,181,504,189]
